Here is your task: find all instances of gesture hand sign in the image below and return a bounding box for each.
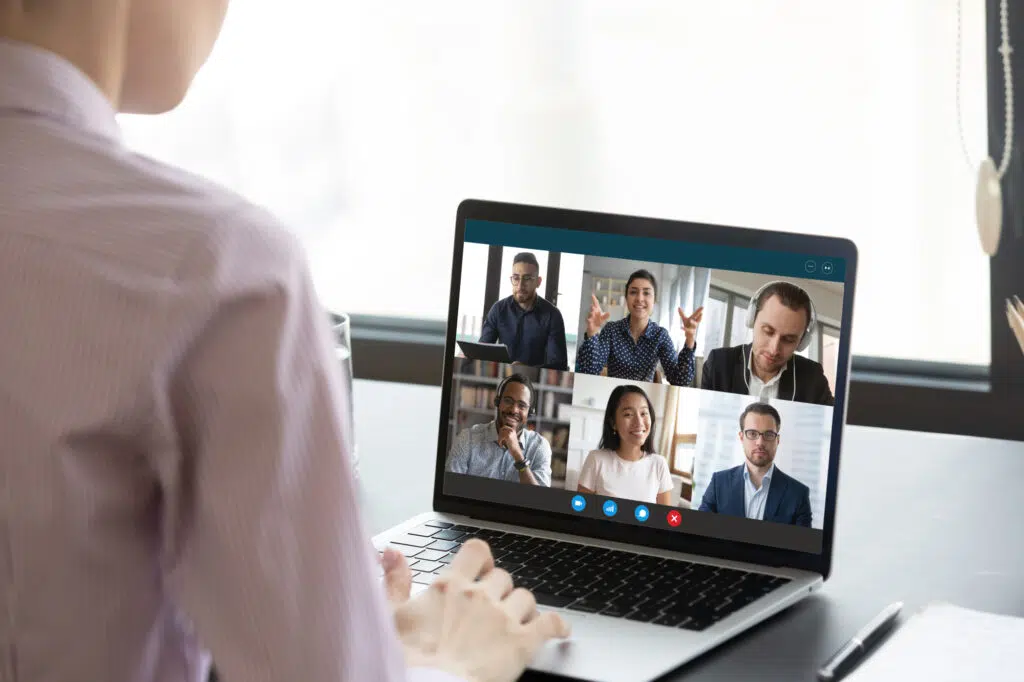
[586,294,612,337]
[678,306,704,346]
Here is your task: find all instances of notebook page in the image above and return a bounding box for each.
[845,603,1018,682]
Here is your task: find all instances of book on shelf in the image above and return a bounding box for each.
[538,426,569,450]
[540,368,574,387]
[550,426,570,450]
[543,392,556,418]
[459,360,514,379]
[458,386,496,410]
[458,360,577,387]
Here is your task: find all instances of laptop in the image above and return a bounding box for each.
[456,339,513,364]
[373,199,857,682]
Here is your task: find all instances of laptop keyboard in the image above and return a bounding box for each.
[383,520,791,632]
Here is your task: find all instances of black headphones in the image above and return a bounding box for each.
[493,374,536,416]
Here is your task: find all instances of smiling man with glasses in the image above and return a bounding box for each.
[479,251,569,370]
[697,402,812,527]
[445,374,553,486]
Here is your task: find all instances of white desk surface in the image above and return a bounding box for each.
[353,379,1024,681]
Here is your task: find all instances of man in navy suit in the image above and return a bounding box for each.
[698,402,812,527]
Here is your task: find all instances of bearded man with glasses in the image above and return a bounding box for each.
[479,251,569,370]
[697,402,812,527]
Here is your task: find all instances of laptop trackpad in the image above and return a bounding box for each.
[527,609,705,682]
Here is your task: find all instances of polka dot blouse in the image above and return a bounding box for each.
[575,316,696,386]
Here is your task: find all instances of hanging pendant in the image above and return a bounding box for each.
[976,157,1003,256]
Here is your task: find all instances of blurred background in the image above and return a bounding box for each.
[116,0,1023,440]
[117,0,990,367]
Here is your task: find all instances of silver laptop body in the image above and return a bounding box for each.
[374,199,856,682]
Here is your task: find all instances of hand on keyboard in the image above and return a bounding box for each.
[382,538,571,682]
[386,522,792,632]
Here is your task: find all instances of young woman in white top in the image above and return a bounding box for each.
[576,384,675,505]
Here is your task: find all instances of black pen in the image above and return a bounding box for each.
[817,601,903,681]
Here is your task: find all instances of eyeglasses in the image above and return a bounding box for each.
[743,429,779,442]
[500,396,530,412]
[510,275,537,285]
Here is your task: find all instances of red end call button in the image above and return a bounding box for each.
[666,510,682,527]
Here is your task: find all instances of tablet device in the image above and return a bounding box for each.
[456,339,512,363]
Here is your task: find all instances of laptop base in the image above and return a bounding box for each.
[375,511,822,682]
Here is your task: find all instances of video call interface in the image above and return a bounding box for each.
[443,220,847,554]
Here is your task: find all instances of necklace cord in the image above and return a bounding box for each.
[957,0,1014,179]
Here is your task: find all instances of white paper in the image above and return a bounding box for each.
[845,603,1018,682]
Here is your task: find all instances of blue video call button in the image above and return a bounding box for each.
[571,495,586,512]
[602,499,618,517]
[634,505,650,522]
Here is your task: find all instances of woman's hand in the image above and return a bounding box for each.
[586,294,611,338]
[677,306,704,348]
[383,539,570,682]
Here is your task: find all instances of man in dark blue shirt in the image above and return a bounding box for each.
[479,252,569,370]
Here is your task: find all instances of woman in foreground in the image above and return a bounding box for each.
[0,1,566,681]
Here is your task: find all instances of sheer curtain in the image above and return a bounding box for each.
[117,0,991,365]
[657,266,712,351]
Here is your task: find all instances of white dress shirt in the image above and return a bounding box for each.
[742,463,775,521]
[747,347,786,401]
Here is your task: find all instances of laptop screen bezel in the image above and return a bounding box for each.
[432,198,857,579]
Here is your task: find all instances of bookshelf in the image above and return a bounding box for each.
[450,359,575,485]
[591,276,629,322]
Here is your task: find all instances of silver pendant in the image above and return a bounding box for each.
[976,157,1003,256]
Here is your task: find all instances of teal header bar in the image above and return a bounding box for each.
[465,219,846,283]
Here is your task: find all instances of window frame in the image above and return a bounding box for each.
[669,433,697,478]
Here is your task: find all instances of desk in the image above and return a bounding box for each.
[353,379,1024,681]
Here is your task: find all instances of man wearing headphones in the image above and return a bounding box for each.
[445,373,553,486]
[701,281,835,406]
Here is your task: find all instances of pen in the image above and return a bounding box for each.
[817,601,903,681]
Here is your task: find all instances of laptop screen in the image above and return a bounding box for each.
[442,217,849,556]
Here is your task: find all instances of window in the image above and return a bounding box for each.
[456,243,490,340]
[116,1,991,366]
[558,255,586,361]
[672,393,700,478]
[729,299,750,349]
[698,289,730,353]
[821,325,841,395]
